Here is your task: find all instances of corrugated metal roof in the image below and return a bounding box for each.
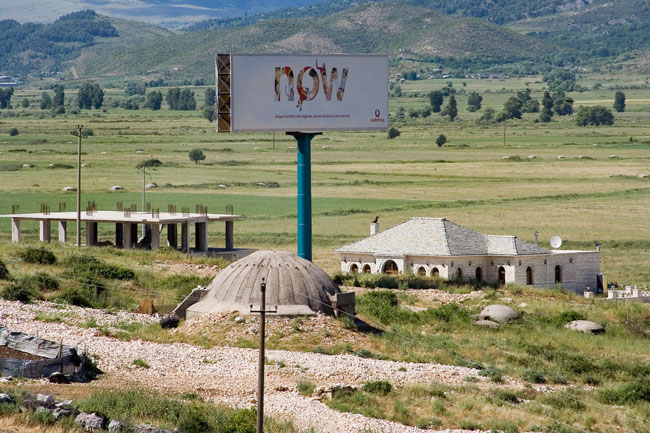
[335,218,550,257]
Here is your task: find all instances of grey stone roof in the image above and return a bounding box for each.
[187,250,341,317]
[334,218,550,257]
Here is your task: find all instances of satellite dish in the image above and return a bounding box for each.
[550,236,562,249]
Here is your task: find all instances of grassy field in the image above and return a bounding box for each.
[1,76,649,286]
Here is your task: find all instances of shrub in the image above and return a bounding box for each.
[57,287,93,308]
[0,260,9,280]
[30,272,60,292]
[435,134,447,147]
[358,290,399,323]
[225,407,256,433]
[132,358,150,368]
[63,255,134,280]
[136,158,163,168]
[1,278,39,303]
[541,392,585,411]
[362,380,392,395]
[8,128,18,136]
[599,378,650,405]
[523,369,546,384]
[387,127,400,139]
[17,247,57,264]
[297,380,315,397]
[553,310,586,326]
[479,367,503,383]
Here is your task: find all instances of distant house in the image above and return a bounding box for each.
[334,218,601,293]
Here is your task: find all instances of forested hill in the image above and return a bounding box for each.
[83,2,554,80]
[0,10,118,77]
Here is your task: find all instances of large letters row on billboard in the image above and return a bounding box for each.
[217,54,388,132]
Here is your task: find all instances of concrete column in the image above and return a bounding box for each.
[195,222,208,252]
[181,223,190,253]
[123,223,133,249]
[115,223,123,248]
[143,224,152,242]
[167,224,178,248]
[130,224,138,246]
[39,220,51,242]
[11,218,20,243]
[85,222,97,246]
[58,221,67,243]
[225,220,234,250]
[151,223,160,250]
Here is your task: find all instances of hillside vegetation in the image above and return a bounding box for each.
[82,2,554,80]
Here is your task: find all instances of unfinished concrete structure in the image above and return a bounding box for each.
[335,218,601,294]
[2,210,245,255]
[186,250,350,318]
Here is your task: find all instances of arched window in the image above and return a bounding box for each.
[498,266,506,285]
[417,266,426,276]
[362,264,371,274]
[456,267,463,281]
[349,263,359,274]
[526,266,533,285]
[475,267,483,283]
[383,260,399,275]
[431,267,440,278]
[555,265,562,284]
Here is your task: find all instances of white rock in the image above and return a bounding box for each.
[565,320,605,334]
[63,186,76,192]
[217,184,227,188]
[110,185,124,191]
[145,183,158,189]
[609,154,619,158]
[81,163,90,167]
[527,155,535,159]
[22,163,32,167]
[639,174,648,179]
[478,305,520,323]
[100,152,108,155]
[557,155,564,159]
[502,156,510,160]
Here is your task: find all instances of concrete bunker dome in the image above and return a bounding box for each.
[186,250,342,318]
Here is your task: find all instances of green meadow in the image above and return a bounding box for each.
[0,76,649,285]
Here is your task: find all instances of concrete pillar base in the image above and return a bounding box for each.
[40,220,51,242]
[181,223,190,253]
[225,220,234,250]
[167,224,178,248]
[58,221,67,243]
[11,218,20,243]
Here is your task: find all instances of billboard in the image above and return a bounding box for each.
[216,54,388,132]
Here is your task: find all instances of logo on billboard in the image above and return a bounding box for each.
[275,60,349,111]
[371,108,385,123]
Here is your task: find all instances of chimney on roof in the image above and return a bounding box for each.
[370,222,380,236]
[533,230,539,246]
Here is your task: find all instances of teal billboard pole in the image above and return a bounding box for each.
[288,132,321,261]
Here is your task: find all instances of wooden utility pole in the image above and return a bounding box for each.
[250,278,276,433]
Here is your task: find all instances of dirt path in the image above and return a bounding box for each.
[1,300,523,433]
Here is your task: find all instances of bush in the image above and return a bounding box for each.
[362,380,392,395]
[225,407,256,433]
[0,260,9,280]
[57,287,94,308]
[552,310,586,326]
[297,380,315,397]
[29,272,60,292]
[63,255,134,280]
[358,290,399,323]
[523,369,546,383]
[8,128,18,136]
[435,134,446,147]
[1,278,39,303]
[387,127,401,139]
[136,158,163,168]
[17,247,57,264]
[479,367,503,383]
[599,378,650,405]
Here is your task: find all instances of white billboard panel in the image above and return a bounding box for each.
[222,54,388,132]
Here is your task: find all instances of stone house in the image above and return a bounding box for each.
[334,218,601,293]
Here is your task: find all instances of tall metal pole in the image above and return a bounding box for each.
[76,125,83,248]
[289,132,320,261]
[142,166,146,213]
[256,279,266,433]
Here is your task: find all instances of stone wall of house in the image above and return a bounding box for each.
[338,251,600,293]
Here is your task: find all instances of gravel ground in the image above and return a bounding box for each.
[0,299,532,433]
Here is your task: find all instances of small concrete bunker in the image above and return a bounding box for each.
[186,251,350,318]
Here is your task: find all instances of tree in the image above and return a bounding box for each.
[53,85,65,109]
[0,88,14,109]
[77,82,103,109]
[466,91,482,112]
[576,106,614,126]
[188,149,206,164]
[8,128,18,136]
[167,88,196,110]
[126,82,146,96]
[445,95,458,121]
[40,92,52,110]
[21,98,29,108]
[552,91,573,116]
[387,127,400,139]
[204,88,216,108]
[436,134,447,147]
[428,91,444,113]
[539,91,553,123]
[479,107,495,122]
[501,96,523,120]
[521,99,539,113]
[203,106,216,122]
[613,91,625,112]
[145,91,163,110]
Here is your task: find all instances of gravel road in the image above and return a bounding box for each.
[1,299,512,433]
